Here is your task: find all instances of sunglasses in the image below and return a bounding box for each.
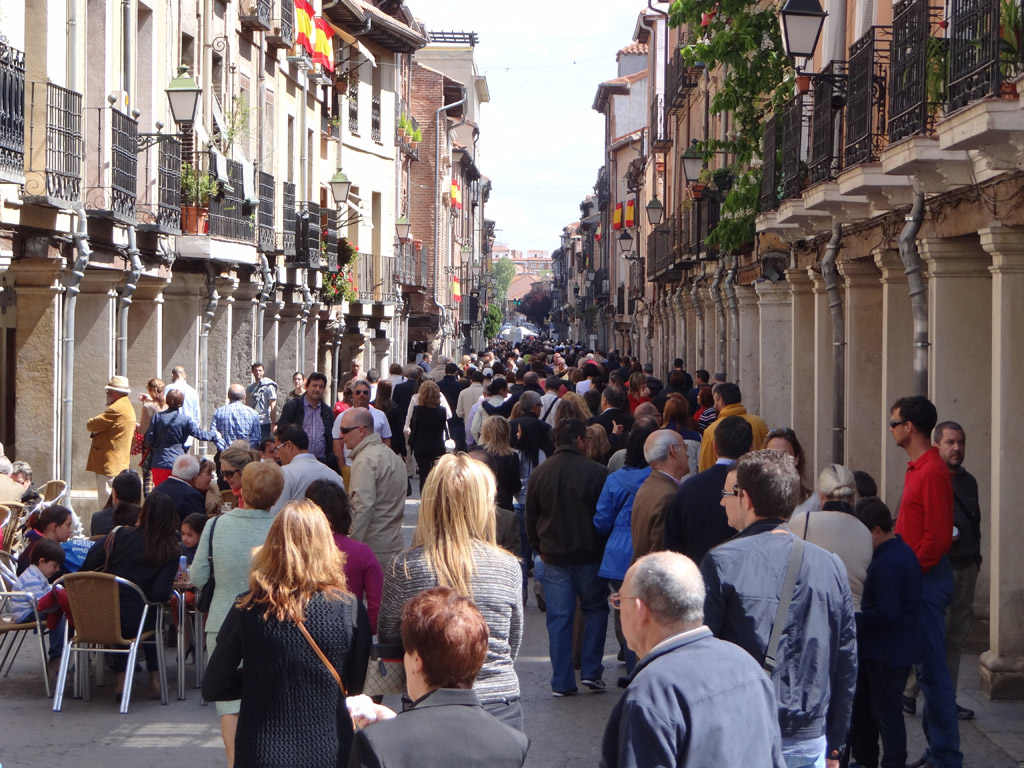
[221,469,239,479]
[354,390,370,396]
[721,485,742,499]
[339,425,361,434]
[888,419,908,429]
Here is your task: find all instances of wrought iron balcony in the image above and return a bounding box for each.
[209,159,255,243]
[25,82,83,207]
[888,0,937,142]
[780,94,808,201]
[348,74,359,135]
[266,0,295,49]
[110,108,138,223]
[257,170,275,253]
[282,181,296,256]
[240,0,272,32]
[844,27,891,167]
[291,201,321,268]
[759,117,780,212]
[807,61,847,186]
[371,98,381,143]
[666,46,701,114]
[0,42,25,184]
[356,251,376,300]
[646,219,673,280]
[323,207,339,272]
[649,93,671,152]
[138,137,181,234]
[947,0,1019,110]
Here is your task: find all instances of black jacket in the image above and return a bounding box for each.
[279,396,337,468]
[949,468,982,568]
[151,476,207,523]
[700,519,858,753]
[509,413,555,468]
[525,445,608,566]
[663,463,736,563]
[409,405,447,457]
[438,375,466,414]
[858,534,922,667]
[392,379,416,422]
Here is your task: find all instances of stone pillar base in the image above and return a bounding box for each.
[980,650,1024,699]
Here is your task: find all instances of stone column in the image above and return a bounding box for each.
[753,280,792,432]
[978,225,1024,699]
[874,249,916,509]
[276,292,302,378]
[371,335,391,375]
[809,267,839,480]
[701,281,716,371]
[126,279,165,398]
[736,284,760,416]
[208,275,239,410]
[684,282,697,371]
[675,284,688,372]
[232,281,260,385]
[161,272,205,383]
[788,269,815,450]
[838,258,883,481]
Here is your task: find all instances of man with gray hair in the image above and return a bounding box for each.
[601,551,783,768]
[0,455,24,504]
[210,384,261,450]
[631,430,689,561]
[150,453,206,522]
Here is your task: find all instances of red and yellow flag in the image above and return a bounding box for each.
[625,198,635,228]
[452,276,462,302]
[595,223,602,242]
[313,17,334,72]
[451,177,462,210]
[294,0,315,55]
[613,202,622,230]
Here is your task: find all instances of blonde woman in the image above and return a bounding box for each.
[553,391,592,430]
[203,499,371,768]
[408,379,448,491]
[377,453,524,730]
[138,378,168,493]
[585,423,611,465]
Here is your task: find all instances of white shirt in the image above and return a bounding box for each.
[332,406,392,462]
[165,379,201,448]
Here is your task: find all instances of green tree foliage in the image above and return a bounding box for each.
[492,258,516,304]
[484,304,503,340]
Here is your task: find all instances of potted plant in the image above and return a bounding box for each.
[180,162,219,234]
[796,74,811,93]
[397,114,411,139]
[1000,0,1022,96]
[409,125,422,149]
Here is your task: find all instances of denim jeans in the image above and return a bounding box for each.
[915,556,963,768]
[850,659,909,768]
[782,735,826,768]
[513,501,531,591]
[540,560,609,693]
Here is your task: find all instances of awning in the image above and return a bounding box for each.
[328,21,377,67]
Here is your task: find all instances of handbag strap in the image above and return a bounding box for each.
[206,516,218,579]
[297,620,347,695]
[100,525,123,572]
[541,396,558,423]
[763,536,804,675]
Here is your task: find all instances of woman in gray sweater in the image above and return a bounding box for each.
[378,453,524,730]
[191,458,284,768]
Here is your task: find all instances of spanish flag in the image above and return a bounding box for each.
[451,177,462,210]
[613,202,622,230]
[313,17,334,72]
[625,198,635,228]
[452,276,462,302]
[595,223,602,242]
[294,0,315,55]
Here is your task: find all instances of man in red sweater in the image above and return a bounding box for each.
[890,396,962,768]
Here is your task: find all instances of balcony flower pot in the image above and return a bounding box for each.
[1000,80,1018,99]
[181,205,209,234]
[796,75,811,94]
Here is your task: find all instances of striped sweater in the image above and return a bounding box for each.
[378,541,523,704]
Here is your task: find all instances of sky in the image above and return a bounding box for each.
[411,0,660,253]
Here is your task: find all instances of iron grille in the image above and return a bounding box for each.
[616,284,626,315]
[704,193,720,254]
[371,97,381,143]
[209,159,255,242]
[666,46,701,113]
[348,63,359,134]
[888,0,932,142]
[27,82,83,204]
[947,0,1002,110]
[760,117,780,212]
[110,108,138,223]
[807,62,846,185]
[780,94,806,201]
[324,207,339,272]
[156,138,181,234]
[257,170,275,252]
[240,0,272,31]
[844,27,891,167]
[357,251,376,299]
[267,0,294,49]
[0,41,25,183]
[282,181,296,255]
[293,201,321,268]
[649,93,670,152]
[690,199,704,253]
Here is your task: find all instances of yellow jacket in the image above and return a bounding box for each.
[697,403,769,472]
[86,395,137,476]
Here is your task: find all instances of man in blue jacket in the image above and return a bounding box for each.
[701,450,857,768]
[601,551,783,768]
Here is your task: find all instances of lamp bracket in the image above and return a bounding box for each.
[136,132,186,154]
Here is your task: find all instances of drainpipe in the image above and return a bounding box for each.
[122,0,131,103]
[689,276,705,368]
[710,263,726,374]
[724,258,739,381]
[900,189,928,396]
[116,224,143,376]
[331,321,342,404]
[299,283,313,371]
[255,253,272,361]
[199,264,219,428]
[821,222,846,464]
[66,0,77,90]
[62,210,92,491]
[434,88,467,351]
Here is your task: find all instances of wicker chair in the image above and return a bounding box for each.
[38,480,68,504]
[1,502,27,553]
[51,572,169,714]
[0,556,52,697]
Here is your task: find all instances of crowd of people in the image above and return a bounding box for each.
[1,339,984,768]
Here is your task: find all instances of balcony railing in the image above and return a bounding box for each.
[323,207,339,272]
[240,0,272,32]
[356,251,376,299]
[257,170,275,253]
[844,27,891,167]
[649,93,671,152]
[26,82,83,206]
[808,61,846,185]
[371,97,381,143]
[110,108,138,223]
[155,138,181,234]
[888,0,935,142]
[267,0,295,49]
[646,220,672,280]
[209,159,255,242]
[348,71,359,134]
[780,94,806,201]
[292,201,321,268]
[947,0,1008,110]
[0,42,26,184]
[760,117,780,212]
[282,181,296,256]
[666,46,701,114]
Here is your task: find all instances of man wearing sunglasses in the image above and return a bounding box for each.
[331,379,391,473]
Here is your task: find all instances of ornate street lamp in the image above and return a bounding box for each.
[618,228,634,256]
[779,0,828,61]
[646,196,664,226]
[395,215,412,241]
[682,140,705,184]
[165,65,202,126]
[330,169,353,206]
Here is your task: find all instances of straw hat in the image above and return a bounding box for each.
[104,375,131,393]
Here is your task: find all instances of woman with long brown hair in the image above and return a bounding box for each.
[204,500,371,768]
[138,378,168,493]
[661,394,702,476]
[408,379,448,491]
[377,453,523,730]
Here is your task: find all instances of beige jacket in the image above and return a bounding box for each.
[348,433,407,568]
[86,395,136,476]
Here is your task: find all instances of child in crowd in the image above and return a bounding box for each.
[180,513,207,565]
[12,539,68,660]
[848,496,923,768]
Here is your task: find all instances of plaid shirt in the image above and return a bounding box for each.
[211,401,261,451]
[12,564,49,623]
